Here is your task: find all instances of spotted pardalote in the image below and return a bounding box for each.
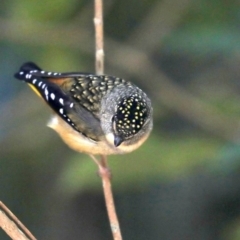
[15,62,153,155]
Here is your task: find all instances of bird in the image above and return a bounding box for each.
[15,62,153,155]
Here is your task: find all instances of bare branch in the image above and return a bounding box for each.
[0,202,36,240]
[90,155,123,240]
[93,1,123,239]
[94,0,104,74]
[99,156,122,240]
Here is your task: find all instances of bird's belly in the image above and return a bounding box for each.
[47,116,128,155]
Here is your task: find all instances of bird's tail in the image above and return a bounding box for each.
[14,62,42,80]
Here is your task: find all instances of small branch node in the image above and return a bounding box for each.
[98,164,112,179]
[96,49,104,57]
[111,223,119,233]
[94,17,102,25]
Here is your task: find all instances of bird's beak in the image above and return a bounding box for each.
[114,135,124,147]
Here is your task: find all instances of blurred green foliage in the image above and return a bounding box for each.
[59,134,221,194]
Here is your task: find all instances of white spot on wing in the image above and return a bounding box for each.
[45,88,49,96]
[59,98,64,105]
[32,79,37,84]
[38,81,42,87]
[50,93,55,100]
[70,103,74,108]
[26,74,32,79]
[19,71,24,75]
[45,87,49,101]
[59,108,64,114]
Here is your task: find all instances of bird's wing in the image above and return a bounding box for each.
[15,62,104,141]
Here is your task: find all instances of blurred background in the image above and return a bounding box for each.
[1,0,240,239]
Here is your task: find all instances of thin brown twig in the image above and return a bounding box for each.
[93,1,123,239]
[90,155,123,240]
[0,202,36,240]
[100,156,122,240]
[0,211,29,240]
[94,0,104,74]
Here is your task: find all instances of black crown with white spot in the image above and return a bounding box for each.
[113,94,148,139]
